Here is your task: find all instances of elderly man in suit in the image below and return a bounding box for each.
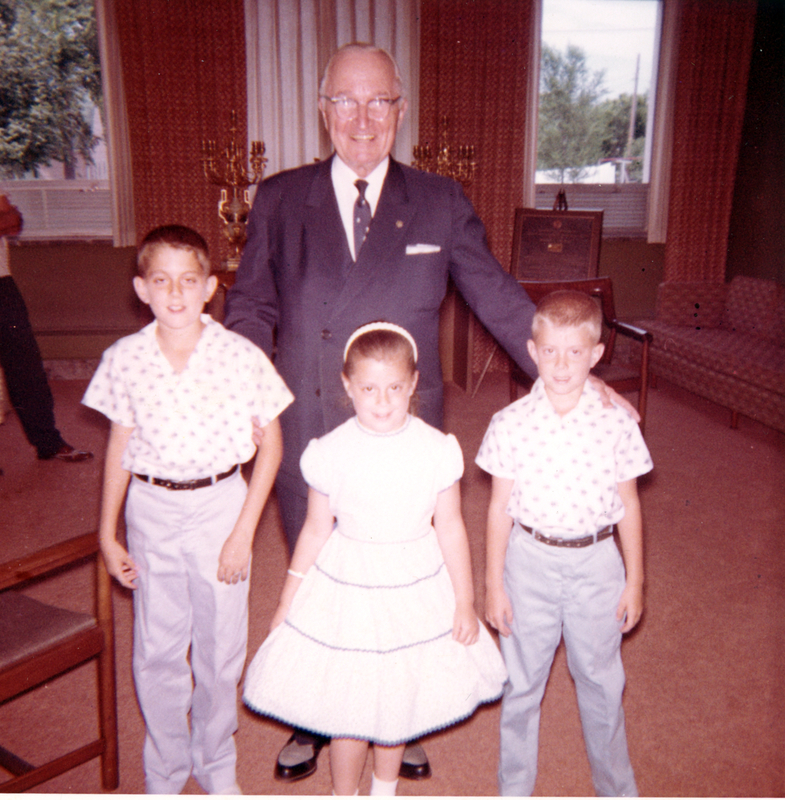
[226,42,537,544]
[225,42,619,786]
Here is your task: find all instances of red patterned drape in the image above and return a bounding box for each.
[419,0,534,264]
[419,0,536,375]
[115,0,247,265]
[664,0,757,282]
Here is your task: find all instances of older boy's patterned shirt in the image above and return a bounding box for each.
[476,378,652,538]
[83,315,293,480]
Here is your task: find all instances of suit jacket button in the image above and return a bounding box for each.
[321,329,331,340]
[315,389,321,397]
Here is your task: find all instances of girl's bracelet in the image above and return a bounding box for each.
[287,568,306,579]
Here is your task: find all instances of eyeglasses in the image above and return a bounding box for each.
[321,95,402,121]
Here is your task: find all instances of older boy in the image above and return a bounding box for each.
[476,290,652,797]
[83,226,293,794]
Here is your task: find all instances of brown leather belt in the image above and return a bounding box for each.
[521,524,614,548]
[133,464,238,491]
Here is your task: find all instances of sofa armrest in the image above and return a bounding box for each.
[655,282,727,328]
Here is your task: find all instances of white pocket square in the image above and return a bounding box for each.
[406,243,441,255]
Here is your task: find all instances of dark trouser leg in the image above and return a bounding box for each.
[0,277,64,457]
[274,476,309,556]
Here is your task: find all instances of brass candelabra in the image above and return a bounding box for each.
[412,116,477,189]
[201,111,267,270]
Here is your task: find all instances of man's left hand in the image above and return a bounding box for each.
[251,416,265,447]
[588,374,640,422]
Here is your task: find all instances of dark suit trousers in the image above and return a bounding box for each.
[0,276,65,457]
[274,479,309,556]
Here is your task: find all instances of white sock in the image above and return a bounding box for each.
[370,774,398,796]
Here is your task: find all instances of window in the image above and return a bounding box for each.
[535,0,661,238]
[0,0,112,239]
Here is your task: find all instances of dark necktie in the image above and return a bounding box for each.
[353,179,371,259]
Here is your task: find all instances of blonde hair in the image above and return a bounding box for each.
[532,290,602,344]
[137,225,210,278]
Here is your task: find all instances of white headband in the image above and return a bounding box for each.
[343,322,418,364]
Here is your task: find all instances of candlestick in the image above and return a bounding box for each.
[201,110,267,270]
[413,116,477,189]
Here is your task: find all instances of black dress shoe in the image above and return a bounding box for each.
[274,731,328,782]
[38,444,94,462]
[399,742,431,780]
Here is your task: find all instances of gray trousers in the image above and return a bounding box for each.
[498,524,638,797]
[126,470,249,794]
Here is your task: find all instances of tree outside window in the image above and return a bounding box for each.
[537,0,658,189]
[538,43,606,183]
[0,0,104,180]
[537,42,648,184]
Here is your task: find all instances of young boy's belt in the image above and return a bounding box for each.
[521,524,614,548]
[133,464,238,491]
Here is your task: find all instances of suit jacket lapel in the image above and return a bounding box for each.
[304,157,352,277]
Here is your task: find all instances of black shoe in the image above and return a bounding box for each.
[38,444,94,462]
[399,742,431,780]
[274,731,328,782]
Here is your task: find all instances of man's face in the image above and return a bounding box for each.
[319,49,408,178]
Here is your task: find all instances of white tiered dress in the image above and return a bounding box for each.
[243,415,507,746]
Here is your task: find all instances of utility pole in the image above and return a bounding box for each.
[623,54,640,182]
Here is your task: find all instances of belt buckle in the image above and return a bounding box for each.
[532,529,565,547]
[154,476,194,490]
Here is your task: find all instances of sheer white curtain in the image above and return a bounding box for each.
[646,0,679,244]
[244,0,420,178]
[95,0,136,246]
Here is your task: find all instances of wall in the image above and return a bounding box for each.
[599,239,665,320]
[10,241,145,361]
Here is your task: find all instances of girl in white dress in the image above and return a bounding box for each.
[243,322,507,795]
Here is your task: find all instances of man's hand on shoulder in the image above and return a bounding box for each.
[587,374,640,422]
[251,415,265,447]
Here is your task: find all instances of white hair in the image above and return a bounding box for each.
[319,43,405,98]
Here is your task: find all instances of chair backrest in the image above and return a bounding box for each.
[518,277,619,362]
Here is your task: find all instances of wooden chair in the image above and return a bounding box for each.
[0,532,119,792]
[511,277,653,432]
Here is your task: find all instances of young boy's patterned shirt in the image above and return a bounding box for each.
[83,315,293,480]
[476,378,652,538]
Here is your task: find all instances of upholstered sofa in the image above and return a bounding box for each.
[636,276,785,432]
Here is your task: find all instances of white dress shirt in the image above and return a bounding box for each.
[331,155,388,260]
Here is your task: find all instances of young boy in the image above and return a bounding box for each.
[83,225,293,794]
[476,290,652,797]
